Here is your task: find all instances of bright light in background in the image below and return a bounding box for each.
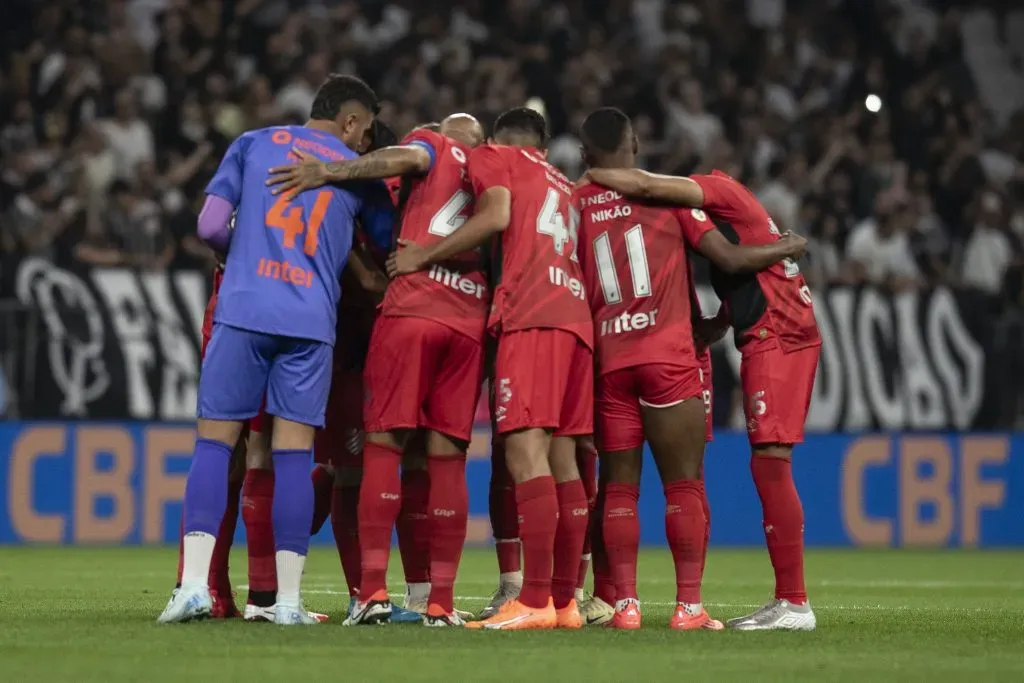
[865,94,882,113]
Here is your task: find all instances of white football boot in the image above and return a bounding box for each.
[244,603,328,623]
[727,599,816,631]
[479,579,522,620]
[158,584,212,623]
[274,602,320,625]
[577,590,614,626]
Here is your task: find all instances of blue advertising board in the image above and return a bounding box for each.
[1,422,1021,547]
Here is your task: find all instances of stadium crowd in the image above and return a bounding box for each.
[1,0,1023,423]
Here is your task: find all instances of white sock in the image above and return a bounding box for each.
[406,582,431,602]
[181,531,216,586]
[500,571,523,588]
[678,602,702,615]
[275,550,306,607]
[615,598,639,612]
[574,587,587,602]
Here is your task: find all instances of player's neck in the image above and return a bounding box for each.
[591,153,635,169]
[304,119,343,141]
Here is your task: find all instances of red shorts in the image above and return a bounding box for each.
[364,316,484,442]
[596,363,703,452]
[314,369,364,467]
[698,349,713,443]
[741,344,820,446]
[494,328,593,437]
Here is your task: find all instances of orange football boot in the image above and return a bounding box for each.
[555,599,583,629]
[669,604,724,631]
[609,600,642,630]
[466,598,557,630]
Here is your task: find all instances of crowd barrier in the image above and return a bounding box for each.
[2,422,1020,547]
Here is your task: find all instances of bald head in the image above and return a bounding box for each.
[440,113,485,148]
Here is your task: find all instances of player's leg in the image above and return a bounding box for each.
[396,437,432,618]
[698,352,714,577]
[639,363,722,631]
[468,330,565,631]
[587,457,616,624]
[347,316,428,624]
[263,336,334,625]
[548,340,594,629]
[482,428,522,619]
[160,324,268,623]
[574,438,598,603]
[729,346,819,632]
[241,421,278,620]
[595,368,645,629]
[207,438,245,619]
[419,332,484,626]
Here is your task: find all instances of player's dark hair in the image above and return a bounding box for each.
[368,119,398,151]
[579,107,632,154]
[310,74,378,121]
[493,107,547,147]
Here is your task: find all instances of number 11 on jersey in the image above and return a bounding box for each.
[593,224,652,304]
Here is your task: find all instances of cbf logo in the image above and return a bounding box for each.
[16,259,110,416]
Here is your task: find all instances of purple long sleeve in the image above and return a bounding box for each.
[197,194,235,253]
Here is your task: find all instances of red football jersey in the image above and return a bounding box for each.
[470,144,592,348]
[574,184,699,375]
[688,171,821,356]
[380,129,488,341]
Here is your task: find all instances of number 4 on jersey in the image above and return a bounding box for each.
[537,188,579,261]
[266,191,332,255]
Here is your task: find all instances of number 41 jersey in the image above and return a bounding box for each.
[380,128,489,340]
[207,125,386,346]
[574,183,705,376]
[471,144,593,349]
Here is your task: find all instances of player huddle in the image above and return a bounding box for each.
[160,74,821,632]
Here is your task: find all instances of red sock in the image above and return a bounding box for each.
[331,485,361,597]
[176,517,184,586]
[310,465,334,535]
[664,479,707,604]
[603,482,640,603]
[489,440,520,574]
[242,468,276,604]
[591,480,614,605]
[553,479,589,609]
[208,476,242,594]
[515,475,558,609]
[751,456,806,604]
[575,444,598,589]
[700,471,711,576]
[357,442,403,598]
[426,456,467,612]
[397,468,431,586]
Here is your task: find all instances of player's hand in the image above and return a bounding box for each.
[386,239,429,278]
[575,171,593,189]
[694,315,729,349]
[266,149,329,197]
[779,231,808,260]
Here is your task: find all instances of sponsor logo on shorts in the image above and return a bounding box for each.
[548,266,585,301]
[599,309,659,337]
[428,265,486,299]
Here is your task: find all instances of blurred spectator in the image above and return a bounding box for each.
[102,180,174,270]
[846,190,922,291]
[99,89,155,181]
[960,190,1019,298]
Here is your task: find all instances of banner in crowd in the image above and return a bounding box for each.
[6,260,993,430]
[1,422,1021,547]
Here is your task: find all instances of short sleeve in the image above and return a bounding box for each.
[401,129,442,172]
[469,145,511,196]
[678,207,716,249]
[205,134,248,206]
[690,171,746,214]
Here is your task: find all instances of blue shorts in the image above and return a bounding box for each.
[198,323,333,428]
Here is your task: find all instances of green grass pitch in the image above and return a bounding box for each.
[2,547,1023,682]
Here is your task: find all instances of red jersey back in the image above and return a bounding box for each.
[470,144,592,348]
[574,184,698,375]
[380,129,488,340]
[688,171,821,355]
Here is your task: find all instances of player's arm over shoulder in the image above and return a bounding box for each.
[467,145,512,231]
[583,167,705,207]
[679,208,806,274]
